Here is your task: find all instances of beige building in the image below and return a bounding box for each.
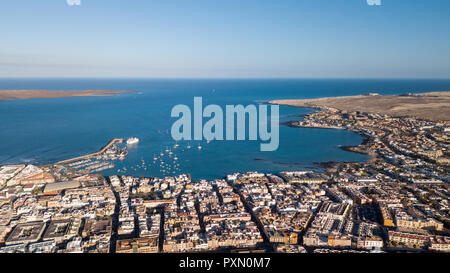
[380,205,395,227]
[116,237,159,253]
[357,236,384,249]
[328,234,352,248]
[388,231,429,248]
[429,236,450,253]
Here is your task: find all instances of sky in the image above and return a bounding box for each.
[0,0,449,78]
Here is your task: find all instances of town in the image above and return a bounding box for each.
[0,107,448,253]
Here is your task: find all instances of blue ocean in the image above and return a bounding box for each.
[1,79,450,180]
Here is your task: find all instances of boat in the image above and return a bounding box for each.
[126,137,140,145]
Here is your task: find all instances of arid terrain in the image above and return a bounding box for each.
[270,91,450,122]
[0,89,135,101]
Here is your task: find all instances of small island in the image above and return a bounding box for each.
[0,89,136,101]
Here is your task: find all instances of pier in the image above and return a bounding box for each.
[55,138,124,165]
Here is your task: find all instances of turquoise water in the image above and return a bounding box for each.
[1,79,449,180]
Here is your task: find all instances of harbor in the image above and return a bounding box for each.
[48,138,129,178]
[55,138,126,165]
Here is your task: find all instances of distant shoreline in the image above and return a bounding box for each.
[0,89,136,101]
[270,91,450,122]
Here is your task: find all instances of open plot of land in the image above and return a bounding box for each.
[0,89,135,101]
[270,91,450,122]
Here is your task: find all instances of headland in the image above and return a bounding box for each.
[270,91,450,122]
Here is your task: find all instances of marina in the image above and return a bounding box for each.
[55,138,126,165]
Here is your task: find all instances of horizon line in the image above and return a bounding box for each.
[1,76,450,81]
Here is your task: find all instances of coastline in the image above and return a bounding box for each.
[270,91,450,168]
[282,117,376,163]
[269,91,450,122]
[0,90,444,180]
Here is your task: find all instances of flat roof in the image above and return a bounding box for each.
[44,181,80,193]
[5,222,46,245]
[43,219,72,239]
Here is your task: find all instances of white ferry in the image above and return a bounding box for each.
[126,137,140,145]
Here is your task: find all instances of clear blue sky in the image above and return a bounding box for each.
[1,0,449,78]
